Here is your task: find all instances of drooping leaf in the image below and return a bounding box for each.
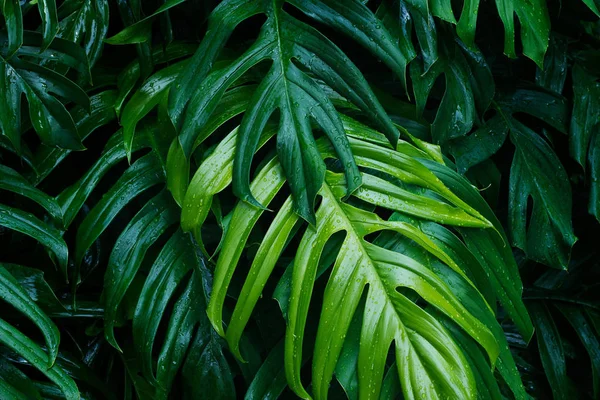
[0,319,78,400]
[1,263,64,313]
[132,230,198,384]
[102,191,179,351]
[571,61,600,222]
[536,35,568,94]
[245,341,287,400]
[493,0,550,67]
[411,34,493,145]
[556,303,600,398]
[121,59,188,159]
[0,265,60,367]
[0,164,62,221]
[73,151,165,266]
[447,86,575,269]
[0,204,68,279]
[32,90,118,185]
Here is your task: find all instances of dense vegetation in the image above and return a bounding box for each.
[0,0,599,399]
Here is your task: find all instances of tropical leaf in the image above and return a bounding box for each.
[527,298,600,400]
[1,0,60,55]
[2,1,598,399]
[181,105,531,398]
[30,89,118,185]
[376,0,550,68]
[165,0,414,224]
[113,42,196,118]
[0,322,78,400]
[0,265,60,367]
[448,86,576,270]
[52,115,235,398]
[571,55,600,222]
[0,164,68,278]
[55,0,110,68]
[0,31,90,152]
[105,0,187,45]
[0,264,85,400]
[410,32,494,145]
[583,0,600,17]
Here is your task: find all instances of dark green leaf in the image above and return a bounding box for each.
[0,265,60,367]
[509,120,576,270]
[103,191,178,351]
[0,204,68,279]
[528,301,572,400]
[0,319,78,400]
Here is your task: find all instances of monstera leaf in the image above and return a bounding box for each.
[172,84,532,398]
[4,0,597,399]
[377,0,550,68]
[164,0,414,224]
[410,32,494,145]
[448,86,576,270]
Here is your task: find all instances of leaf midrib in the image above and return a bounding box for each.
[320,183,403,323]
[272,2,292,112]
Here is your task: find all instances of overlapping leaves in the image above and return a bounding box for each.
[53,117,235,398]
[447,86,576,270]
[0,31,90,152]
[165,0,412,224]
[4,0,595,398]
[171,82,532,398]
[523,258,600,400]
[0,0,109,153]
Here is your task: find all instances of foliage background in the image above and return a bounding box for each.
[0,0,599,399]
